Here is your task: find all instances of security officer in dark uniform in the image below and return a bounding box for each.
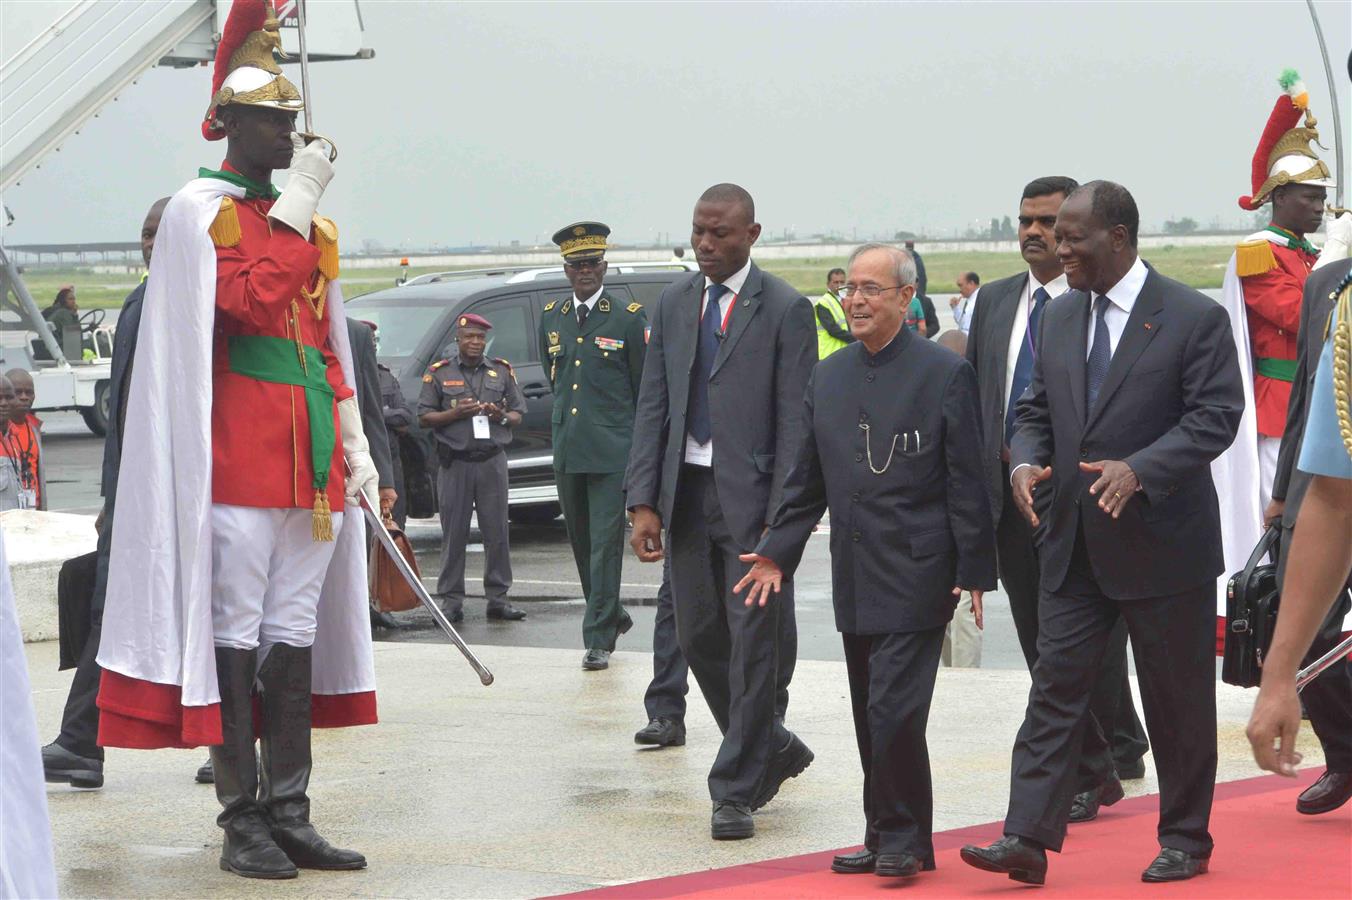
[418,313,528,623]
[539,222,648,670]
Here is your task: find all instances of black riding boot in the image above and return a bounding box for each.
[258,643,367,870]
[210,647,297,879]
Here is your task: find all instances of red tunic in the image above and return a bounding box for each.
[1241,240,1315,437]
[211,191,352,510]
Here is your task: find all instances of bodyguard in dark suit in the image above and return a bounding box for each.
[1267,256,1352,815]
[739,244,996,879]
[962,182,1243,884]
[347,319,395,512]
[41,197,170,789]
[626,183,817,840]
[965,176,1147,814]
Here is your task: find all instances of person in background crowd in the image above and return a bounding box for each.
[419,313,527,624]
[374,324,415,530]
[671,246,688,263]
[45,286,81,345]
[40,197,169,792]
[934,328,983,669]
[42,285,74,321]
[962,181,1242,885]
[815,266,852,358]
[0,376,24,512]
[950,272,980,334]
[1,369,45,511]
[903,291,928,336]
[904,241,927,297]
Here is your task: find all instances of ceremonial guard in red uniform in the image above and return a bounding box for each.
[95,0,379,880]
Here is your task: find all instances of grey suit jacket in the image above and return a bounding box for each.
[964,271,1028,523]
[624,263,817,550]
[1011,266,1244,599]
[347,318,394,488]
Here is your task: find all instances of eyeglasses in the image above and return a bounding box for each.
[565,258,605,271]
[840,283,905,299]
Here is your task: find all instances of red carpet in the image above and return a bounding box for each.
[557,770,1350,898]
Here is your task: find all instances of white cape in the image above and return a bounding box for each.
[0,524,57,900]
[97,177,375,710]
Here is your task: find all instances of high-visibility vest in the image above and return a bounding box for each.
[814,292,849,359]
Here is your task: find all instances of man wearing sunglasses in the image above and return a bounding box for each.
[540,222,649,670]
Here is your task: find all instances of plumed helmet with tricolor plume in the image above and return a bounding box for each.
[1237,68,1335,210]
[201,0,303,141]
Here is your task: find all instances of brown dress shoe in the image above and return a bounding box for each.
[1296,770,1352,815]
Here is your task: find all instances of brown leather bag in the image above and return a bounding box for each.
[370,517,423,612]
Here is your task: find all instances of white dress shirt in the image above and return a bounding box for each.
[954,286,979,334]
[571,286,605,323]
[1003,270,1069,410]
[684,258,751,467]
[1086,256,1147,358]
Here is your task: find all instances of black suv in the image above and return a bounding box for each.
[345,263,694,521]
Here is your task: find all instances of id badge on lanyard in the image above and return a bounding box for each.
[18,488,35,510]
[471,415,491,439]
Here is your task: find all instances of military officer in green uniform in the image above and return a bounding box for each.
[540,222,649,670]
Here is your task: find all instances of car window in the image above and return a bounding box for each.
[342,300,447,361]
[624,281,666,309]
[451,294,535,365]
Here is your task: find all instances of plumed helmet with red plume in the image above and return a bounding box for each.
[1237,69,1335,210]
[201,0,303,141]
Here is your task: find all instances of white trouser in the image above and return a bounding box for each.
[1258,434,1281,514]
[942,594,982,668]
[211,504,344,651]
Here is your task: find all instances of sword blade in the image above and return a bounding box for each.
[359,489,494,686]
[1297,633,1352,692]
[1305,0,1345,209]
[296,0,314,135]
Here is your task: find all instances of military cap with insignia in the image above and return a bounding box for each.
[457,312,493,331]
[552,221,611,261]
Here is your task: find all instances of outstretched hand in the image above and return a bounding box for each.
[734,553,783,608]
[1081,459,1139,518]
[1012,465,1052,528]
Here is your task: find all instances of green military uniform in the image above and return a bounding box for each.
[540,222,648,656]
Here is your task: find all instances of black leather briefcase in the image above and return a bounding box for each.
[1222,528,1282,688]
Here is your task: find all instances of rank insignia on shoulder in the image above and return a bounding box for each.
[628,302,642,313]
[429,359,450,371]
[561,300,573,315]
[422,374,433,383]
[543,301,557,312]
[598,298,610,313]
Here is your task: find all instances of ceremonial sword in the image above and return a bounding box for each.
[1305,0,1345,214]
[1297,633,1352,692]
[357,487,495,685]
[291,0,338,162]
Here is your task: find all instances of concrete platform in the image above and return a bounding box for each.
[27,639,1304,898]
[3,510,97,642]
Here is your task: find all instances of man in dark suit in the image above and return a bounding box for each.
[626,183,817,840]
[41,197,170,789]
[737,243,996,878]
[962,182,1243,884]
[965,176,1148,817]
[1264,255,1352,815]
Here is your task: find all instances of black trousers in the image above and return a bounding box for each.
[56,514,112,760]
[669,465,789,804]
[996,476,1148,786]
[843,626,945,863]
[1301,594,1352,772]
[644,554,690,723]
[1005,530,1216,855]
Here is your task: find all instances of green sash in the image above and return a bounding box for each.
[1255,357,1297,382]
[227,335,335,492]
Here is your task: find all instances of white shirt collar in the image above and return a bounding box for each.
[1029,270,1069,299]
[1095,256,1147,313]
[704,257,752,297]
[572,286,605,308]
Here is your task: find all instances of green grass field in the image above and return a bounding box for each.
[11,243,1236,313]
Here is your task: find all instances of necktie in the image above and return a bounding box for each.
[1004,287,1050,445]
[577,302,589,329]
[688,284,728,445]
[1086,295,1112,412]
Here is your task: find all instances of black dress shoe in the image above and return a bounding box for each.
[369,609,406,630]
[272,822,367,871]
[711,801,754,840]
[875,852,922,878]
[220,811,298,880]
[582,649,611,670]
[1297,769,1352,815]
[441,606,464,624]
[830,849,876,874]
[41,741,103,789]
[634,717,685,747]
[1116,756,1147,780]
[487,603,527,621]
[196,756,214,784]
[1141,847,1208,882]
[752,731,814,810]
[960,835,1047,885]
[1069,774,1125,822]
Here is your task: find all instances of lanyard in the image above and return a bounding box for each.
[0,425,34,489]
[458,361,488,402]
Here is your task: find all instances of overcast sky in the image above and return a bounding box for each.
[3,0,1350,249]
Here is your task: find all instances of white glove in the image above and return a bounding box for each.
[337,396,379,506]
[269,134,335,237]
[1314,212,1352,271]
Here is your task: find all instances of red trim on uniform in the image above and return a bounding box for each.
[96,670,223,748]
[1215,615,1227,657]
[312,691,378,728]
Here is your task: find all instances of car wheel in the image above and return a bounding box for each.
[80,381,109,437]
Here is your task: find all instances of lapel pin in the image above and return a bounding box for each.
[1144,323,1153,331]
[742,299,750,307]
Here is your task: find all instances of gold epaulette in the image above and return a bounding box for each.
[208,197,241,247]
[429,359,450,371]
[627,302,642,313]
[492,357,517,381]
[1235,239,1277,277]
[312,215,339,281]
[543,300,557,312]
